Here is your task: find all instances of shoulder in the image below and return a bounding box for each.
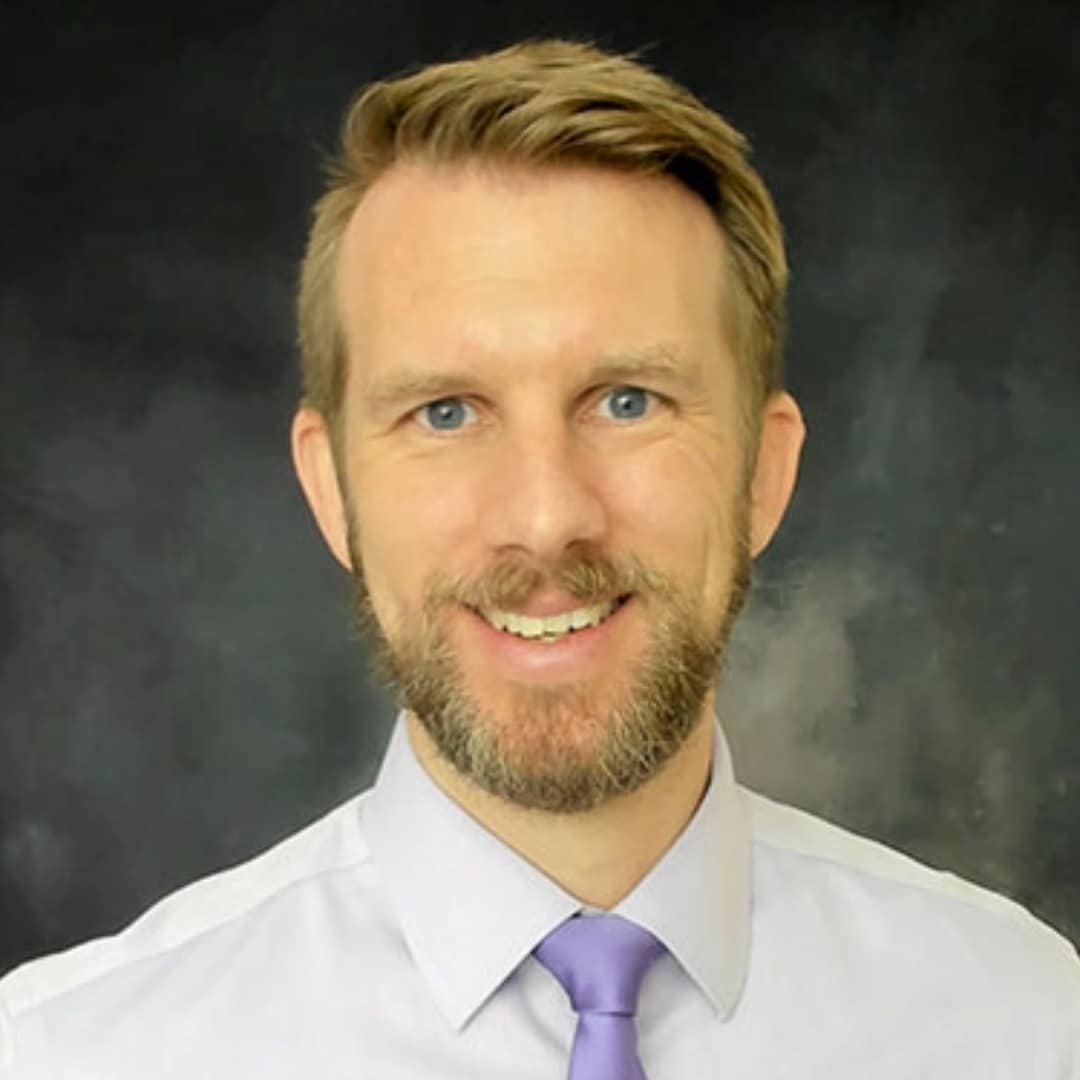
[745,787,1074,945]
[743,787,1080,1054]
[0,790,374,1066]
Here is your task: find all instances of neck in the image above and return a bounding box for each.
[405,702,716,910]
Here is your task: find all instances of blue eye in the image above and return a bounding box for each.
[418,398,474,431]
[601,386,652,421]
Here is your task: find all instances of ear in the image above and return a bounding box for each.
[748,391,806,557]
[290,406,353,572]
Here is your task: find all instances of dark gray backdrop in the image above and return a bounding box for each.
[2,0,1078,975]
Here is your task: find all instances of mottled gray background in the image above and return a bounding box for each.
[2,0,1078,974]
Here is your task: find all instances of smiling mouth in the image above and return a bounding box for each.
[467,594,632,643]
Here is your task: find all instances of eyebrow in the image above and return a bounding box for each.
[363,344,699,416]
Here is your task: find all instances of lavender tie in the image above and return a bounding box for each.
[533,913,665,1079]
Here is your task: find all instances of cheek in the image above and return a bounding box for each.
[604,443,740,598]
[350,463,480,613]
[607,460,681,536]
[607,438,734,534]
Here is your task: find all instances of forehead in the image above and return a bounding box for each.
[335,160,734,399]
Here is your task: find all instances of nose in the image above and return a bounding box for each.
[482,423,608,563]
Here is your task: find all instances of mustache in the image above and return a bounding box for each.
[460,561,630,613]
[423,550,667,615]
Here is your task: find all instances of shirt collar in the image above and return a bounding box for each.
[364,710,751,1031]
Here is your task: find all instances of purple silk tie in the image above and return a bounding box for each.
[533,913,665,1079]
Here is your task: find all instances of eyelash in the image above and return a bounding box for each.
[411,386,665,434]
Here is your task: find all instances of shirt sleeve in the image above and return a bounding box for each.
[1065,942,1080,1080]
[0,990,14,1076]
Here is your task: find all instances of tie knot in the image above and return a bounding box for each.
[533,914,665,1017]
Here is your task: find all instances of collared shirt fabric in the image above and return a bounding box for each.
[1,712,1077,1078]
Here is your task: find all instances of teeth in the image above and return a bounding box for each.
[483,599,620,639]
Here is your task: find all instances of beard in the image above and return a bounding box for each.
[346,496,752,815]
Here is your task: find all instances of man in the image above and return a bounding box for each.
[1,38,1076,1079]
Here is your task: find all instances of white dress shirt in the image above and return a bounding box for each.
[1,711,1077,1078]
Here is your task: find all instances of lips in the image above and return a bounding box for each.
[482,595,626,638]
[466,596,630,630]
[457,593,634,678]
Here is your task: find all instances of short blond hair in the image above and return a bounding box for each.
[297,38,788,448]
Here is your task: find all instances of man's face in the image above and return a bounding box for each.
[333,161,754,814]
